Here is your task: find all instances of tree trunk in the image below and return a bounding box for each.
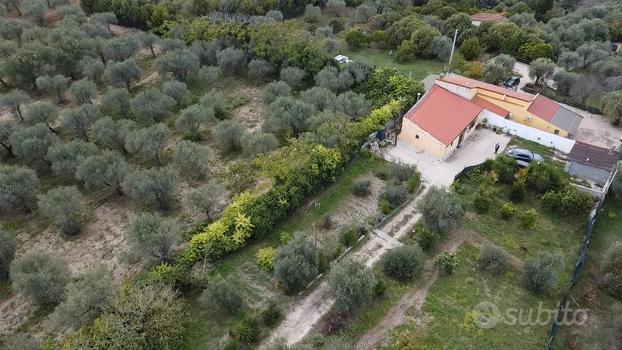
[150,46,156,58]
[0,142,15,157]
[126,80,131,92]
[16,106,23,122]
[13,4,22,16]
[47,124,58,134]
[0,77,9,88]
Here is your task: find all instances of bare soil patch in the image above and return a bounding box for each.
[230,85,266,132]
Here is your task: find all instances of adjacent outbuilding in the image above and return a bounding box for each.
[565,141,621,186]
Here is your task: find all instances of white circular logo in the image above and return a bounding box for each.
[473,301,500,329]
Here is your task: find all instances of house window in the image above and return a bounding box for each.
[415,135,420,139]
[554,129,560,135]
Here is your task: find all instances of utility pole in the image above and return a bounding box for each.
[447,29,458,74]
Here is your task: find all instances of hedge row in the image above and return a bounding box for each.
[155,99,405,281]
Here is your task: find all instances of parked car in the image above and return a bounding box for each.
[504,77,520,88]
[506,148,544,167]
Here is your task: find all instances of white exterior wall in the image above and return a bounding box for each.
[482,110,575,153]
[435,81,474,99]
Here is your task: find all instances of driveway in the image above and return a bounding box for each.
[513,61,532,91]
[384,129,512,186]
[560,103,622,150]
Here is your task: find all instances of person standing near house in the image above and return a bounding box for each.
[494,143,500,154]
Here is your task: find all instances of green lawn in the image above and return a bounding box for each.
[341,48,446,80]
[179,155,390,349]
[414,243,556,349]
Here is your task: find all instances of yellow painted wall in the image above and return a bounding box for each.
[474,89,569,137]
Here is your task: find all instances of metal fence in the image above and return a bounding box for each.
[545,165,620,349]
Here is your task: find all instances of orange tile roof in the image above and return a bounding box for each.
[440,75,535,102]
[527,94,559,122]
[404,85,483,146]
[470,12,506,22]
[470,95,510,117]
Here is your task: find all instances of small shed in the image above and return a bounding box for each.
[470,12,506,27]
[334,55,353,64]
[565,142,621,186]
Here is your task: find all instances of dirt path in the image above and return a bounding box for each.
[261,188,427,348]
[354,229,524,350]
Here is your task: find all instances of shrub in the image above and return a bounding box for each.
[328,258,376,314]
[436,252,457,275]
[200,278,244,314]
[256,247,276,272]
[373,280,386,297]
[541,185,593,216]
[406,173,421,193]
[262,301,281,326]
[378,185,408,213]
[322,312,347,335]
[414,223,436,252]
[500,202,516,219]
[417,186,463,234]
[274,235,318,294]
[10,252,69,305]
[478,245,509,275]
[509,183,526,203]
[526,162,565,194]
[351,179,371,197]
[374,167,390,180]
[0,229,17,281]
[340,225,363,247]
[519,209,538,229]
[473,188,494,214]
[230,317,259,344]
[600,242,622,298]
[391,163,416,183]
[382,245,424,281]
[524,251,560,294]
[493,156,517,184]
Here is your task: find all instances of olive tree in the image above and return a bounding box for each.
[59,104,98,141]
[600,242,622,298]
[198,65,221,87]
[329,258,375,314]
[23,0,46,25]
[49,264,113,330]
[241,132,279,156]
[160,38,185,53]
[478,245,509,275]
[216,47,247,75]
[279,66,306,89]
[417,186,463,234]
[336,91,370,119]
[38,186,85,235]
[184,181,227,222]
[10,252,69,305]
[137,31,159,58]
[23,100,57,127]
[130,88,177,123]
[36,74,70,104]
[9,123,57,168]
[175,104,215,139]
[263,81,292,104]
[263,97,315,137]
[154,49,200,82]
[161,80,190,107]
[0,120,16,157]
[125,212,179,261]
[99,87,130,117]
[199,278,243,314]
[46,140,97,181]
[314,66,353,93]
[0,88,31,121]
[199,89,228,117]
[125,123,171,166]
[105,59,141,92]
[91,117,136,152]
[172,140,208,178]
[69,78,97,105]
[524,251,560,294]
[0,165,39,213]
[76,150,129,194]
[274,235,318,294]
[122,166,178,210]
[602,90,622,125]
[102,36,139,62]
[529,58,556,86]
[247,58,272,81]
[0,229,16,281]
[300,87,336,112]
[213,119,245,153]
[355,4,376,23]
[382,245,424,281]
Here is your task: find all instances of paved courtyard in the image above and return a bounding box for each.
[383,129,511,187]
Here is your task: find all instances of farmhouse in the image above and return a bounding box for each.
[436,75,583,138]
[399,75,584,159]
